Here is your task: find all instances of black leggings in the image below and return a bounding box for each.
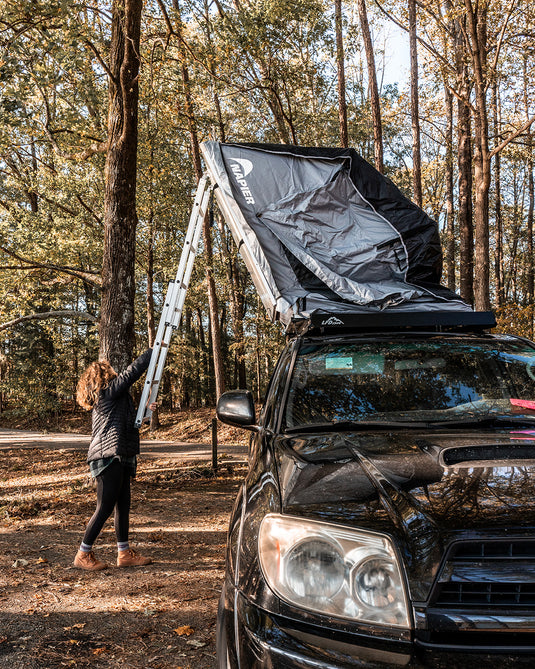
[83,459,131,546]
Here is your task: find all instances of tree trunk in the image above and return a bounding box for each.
[444,86,455,292]
[522,54,534,336]
[203,0,227,143]
[492,81,504,309]
[464,0,491,311]
[357,0,383,173]
[454,10,474,306]
[408,0,422,207]
[335,0,348,148]
[457,95,474,306]
[99,0,142,371]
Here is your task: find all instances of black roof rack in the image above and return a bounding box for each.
[288,310,496,336]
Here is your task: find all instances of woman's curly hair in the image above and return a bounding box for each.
[76,360,117,410]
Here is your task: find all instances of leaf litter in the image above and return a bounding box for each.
[0,447,245,668]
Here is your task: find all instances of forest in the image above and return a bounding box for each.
[0,0,534,420]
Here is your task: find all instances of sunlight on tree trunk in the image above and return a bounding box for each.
[357,0,383,173]
[408,0,422,207]
[335,0,348,148]
[100,0,142,371]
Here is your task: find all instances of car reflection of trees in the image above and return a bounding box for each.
[290,361,483,425]
[289,347,535,426]
[414,465,535,525]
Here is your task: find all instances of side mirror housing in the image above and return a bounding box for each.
[216,390,258,431]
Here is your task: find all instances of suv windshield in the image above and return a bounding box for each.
[284,336,535,428]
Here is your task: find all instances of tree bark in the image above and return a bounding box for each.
[457,93,474,305]
[408,0,422,207]
[524,53,534,336]
[492,80,504,308]
[335,0,348,148]
[99,0,142,371]
[464,0,491,311]
[454,10,474,306]
[357,0,383,172]
[444,86,455,292]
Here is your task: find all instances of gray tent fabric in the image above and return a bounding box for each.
[258,170,420,306]
[200,141,471,326]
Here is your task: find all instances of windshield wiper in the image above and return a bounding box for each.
[284,415,535,434]
[284,420,429,434]
[427,415,535,429]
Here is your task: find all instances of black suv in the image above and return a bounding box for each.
[216,319,535,668]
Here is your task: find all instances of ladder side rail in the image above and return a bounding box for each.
[134,282,179,427]
[143,190,208,417]
[135,176,211,427]
[169,190,208,327]
[151,186,210,396]
[146,321,175,409]
[171,174,209,285]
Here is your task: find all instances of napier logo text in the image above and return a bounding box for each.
[230,158,255,204]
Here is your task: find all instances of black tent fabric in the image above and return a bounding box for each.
[201,141,472,326]
[237,143,444,287]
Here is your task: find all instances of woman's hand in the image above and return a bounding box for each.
[148,402,158,412]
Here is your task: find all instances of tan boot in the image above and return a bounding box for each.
[117,548,152,567]
[73,550,108,571]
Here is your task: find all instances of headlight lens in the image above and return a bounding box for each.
[286,538,345,600]
[259,514,410,628]
[352,555,398,608]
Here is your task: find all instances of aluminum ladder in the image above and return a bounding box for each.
[135,175,212,427]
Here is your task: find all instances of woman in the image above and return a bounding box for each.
[74,349,155,571]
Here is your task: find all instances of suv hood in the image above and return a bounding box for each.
[276,429,535,601]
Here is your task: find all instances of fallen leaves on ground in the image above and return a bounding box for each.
[0,447,245,668]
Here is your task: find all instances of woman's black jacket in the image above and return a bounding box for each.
[87,349,152,463]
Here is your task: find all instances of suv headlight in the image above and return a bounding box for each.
[258,514,410,628]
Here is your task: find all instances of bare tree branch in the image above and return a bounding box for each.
[491,114,535,158]
[0,244,102,287]
[84,37,119,85]
[76,194,103,226]
[0,311,98,333]
[374,0,476,113]
[490,0,519,76]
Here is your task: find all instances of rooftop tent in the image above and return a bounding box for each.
[200,141,473,329]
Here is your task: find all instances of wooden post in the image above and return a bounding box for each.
[212,418,218,472]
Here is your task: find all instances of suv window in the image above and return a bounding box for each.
[284,336,535,427]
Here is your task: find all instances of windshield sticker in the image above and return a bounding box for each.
[325,356,353,370]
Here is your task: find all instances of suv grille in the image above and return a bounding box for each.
[438,581,535,607]
[452,540,535,560]
[432,540,535,608]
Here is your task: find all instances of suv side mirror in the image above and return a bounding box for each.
[216,390,258,431]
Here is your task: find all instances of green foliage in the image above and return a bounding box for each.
[495,305,535,340]
[1,0,535,418]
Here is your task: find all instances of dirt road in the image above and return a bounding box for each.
[0,428,247,463]
[0,438,247,668]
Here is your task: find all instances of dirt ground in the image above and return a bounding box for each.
[0,446,245,669]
